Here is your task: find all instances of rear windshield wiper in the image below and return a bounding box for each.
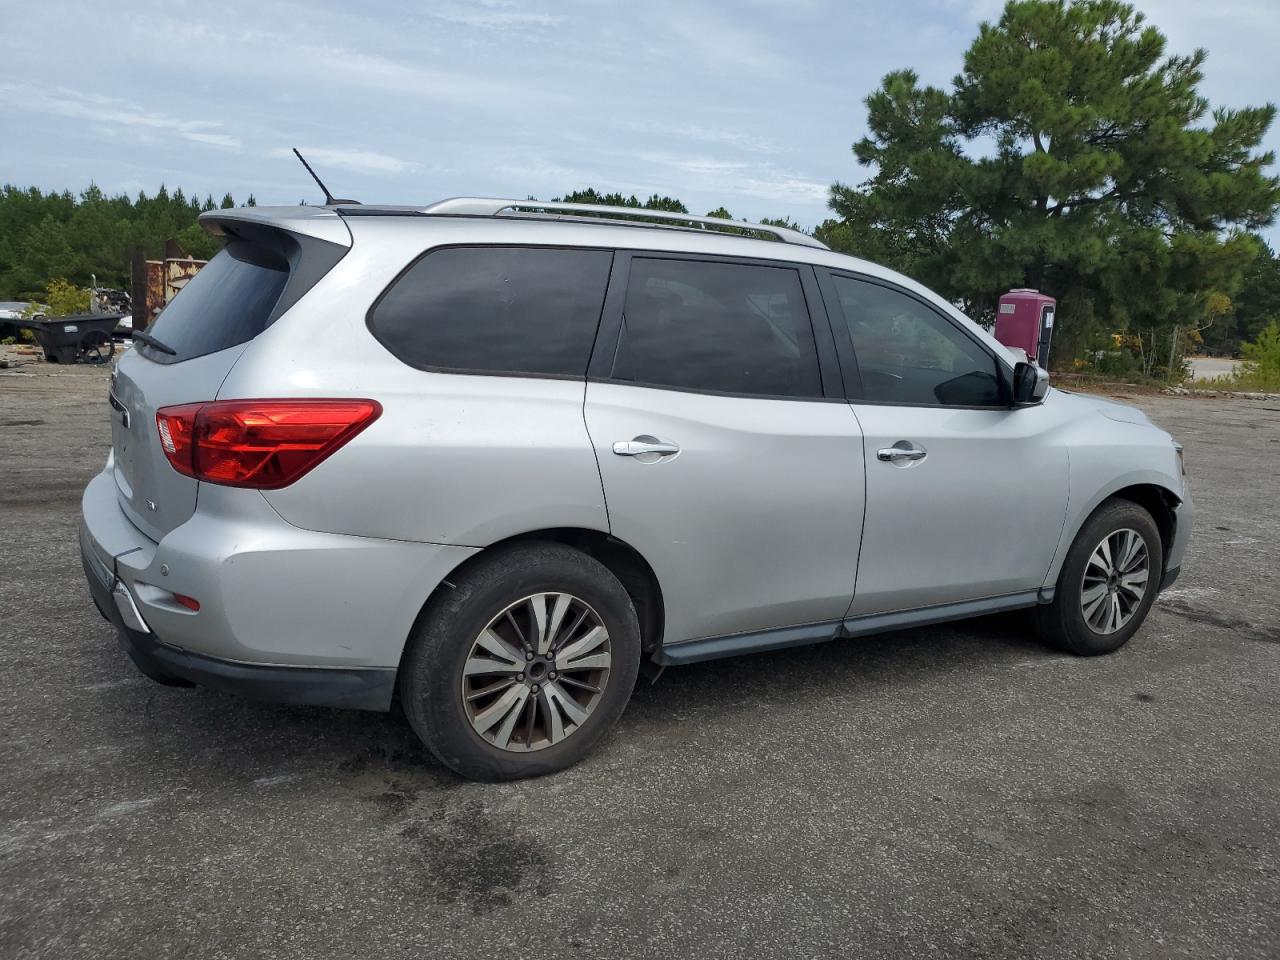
[131,330,177,356]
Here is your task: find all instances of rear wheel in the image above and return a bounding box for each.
[1035,499,1163,656]
[399,542,641,781]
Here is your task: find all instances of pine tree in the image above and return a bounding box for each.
[821,0,1280,367]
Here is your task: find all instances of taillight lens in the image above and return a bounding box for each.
[155,399,382,489]
[156,402,202,479]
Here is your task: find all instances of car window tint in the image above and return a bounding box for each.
[611,258,822,398]
[832,275,1002,406]
[368,246,613,377]
[144,242,289,362]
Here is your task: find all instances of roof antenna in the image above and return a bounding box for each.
[292,148,360,205]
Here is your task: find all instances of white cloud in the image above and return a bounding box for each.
[430,0,564,29]
[634,150,828,205]
[274,147,419,175]
[288,42,535,104]
[650,0,790,78]
[0,83,242,150]
[612,119,786,155]
[184,132,243,149]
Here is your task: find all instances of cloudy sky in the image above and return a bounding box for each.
[1,0,1277,233]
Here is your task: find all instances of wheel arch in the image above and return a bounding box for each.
[407,527,666,662]
[1109,483,1178,567]
[1044,478,1182,589]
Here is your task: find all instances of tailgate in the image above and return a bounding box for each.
[106,219,349,541]
[109,346,247,541]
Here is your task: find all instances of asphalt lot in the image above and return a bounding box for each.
[2,363,1278,960]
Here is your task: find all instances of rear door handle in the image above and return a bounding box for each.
[877,441,927,463]
[613,436,680,457]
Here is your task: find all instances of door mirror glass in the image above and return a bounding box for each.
[1012,361,1049,405]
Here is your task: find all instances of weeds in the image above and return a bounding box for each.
[1187,322,1280,392]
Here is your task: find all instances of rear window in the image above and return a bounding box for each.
[367,246,613,377]
[143,241,289,362]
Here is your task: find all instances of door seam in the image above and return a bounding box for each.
[843,402,869,621]
[580,380,613,533]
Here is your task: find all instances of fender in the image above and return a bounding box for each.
[1041,465,1184,590]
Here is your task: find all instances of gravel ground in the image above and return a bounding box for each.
[1,363,1277,960]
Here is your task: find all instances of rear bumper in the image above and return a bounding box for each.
[82,533,396,710]
[79,466,479,710]
[80,519,394,716]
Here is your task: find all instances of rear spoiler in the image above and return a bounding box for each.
[198,209,352,326]
[198,206,353,249]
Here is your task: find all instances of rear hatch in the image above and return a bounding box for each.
[108,214,349,541]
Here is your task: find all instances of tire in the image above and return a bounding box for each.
[1035,498,1164,656]
[399,542,642,781]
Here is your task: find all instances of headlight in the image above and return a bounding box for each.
[1173,442,1185,476]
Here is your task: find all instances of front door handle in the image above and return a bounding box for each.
[877,441,927,463]
[613,436,680,457]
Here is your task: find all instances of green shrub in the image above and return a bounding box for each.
[1189,321,1280,391]
[1239,321,1280,391]
[21,278,90,318]
[1094,350,1148,379]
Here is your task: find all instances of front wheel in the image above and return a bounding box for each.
[399,542,641,781]
[1035,499,1164,656]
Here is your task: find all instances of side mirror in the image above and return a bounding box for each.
[1012,361,1049,405]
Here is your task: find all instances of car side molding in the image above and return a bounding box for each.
[655,590,1049,666]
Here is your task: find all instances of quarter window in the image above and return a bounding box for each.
[831,275,1003,406]
[368,246,613,377]
[611,258,822,398]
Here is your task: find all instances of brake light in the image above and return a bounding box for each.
[155,399,382,489]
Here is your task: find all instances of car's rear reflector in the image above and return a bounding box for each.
[155,399,382,489]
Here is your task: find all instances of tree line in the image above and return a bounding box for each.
[0,184,250,301]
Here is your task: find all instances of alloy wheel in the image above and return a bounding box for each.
[461,592,611,752]
[1080,528,1150,635]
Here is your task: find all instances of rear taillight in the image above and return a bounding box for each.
[156,403,202,479]
[155,399,382,489]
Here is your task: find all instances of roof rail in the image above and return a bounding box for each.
[417,197,828,249]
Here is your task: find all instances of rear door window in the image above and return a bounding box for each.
[368,246,613,377]
[143,241,289,362]
[609,257,823,398]
[830,275,1003,407]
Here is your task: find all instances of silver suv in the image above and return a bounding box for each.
[80,198,1192,780]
